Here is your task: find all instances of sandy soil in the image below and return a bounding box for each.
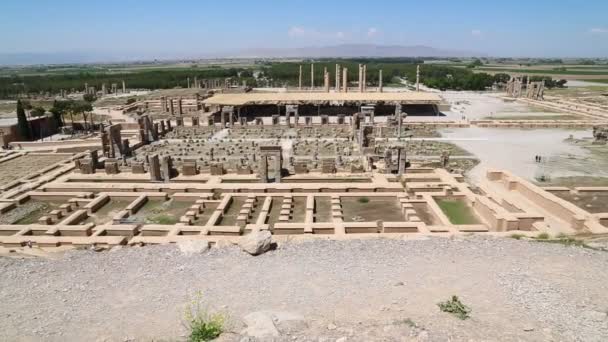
[440,92,569,121]
[440,127,603,183]
[1,237,607,341]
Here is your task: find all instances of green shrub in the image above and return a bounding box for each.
[536,233,550,240]
[358,197,370,204]
[185,292,225,342]
[438,296,471,320]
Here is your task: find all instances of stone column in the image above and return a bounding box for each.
[299,65,303,90]
[343,68,348,93]
[220,108,226,128]
[324,70,330,93]
[358,64,363,92]
[416,65,420,92]
[177,97,183,115]
[160,156,173,183]
[149,155,162,181]
[310,63,314,90]
[274,155,282,183]
[398,149,407,175]
[259,156,268,183]
[363,65,367,92]
[169,98,174,115]
[396,104,402,138]
[122,80,126,94]
[379,70,383,93]
[335,64,341,92]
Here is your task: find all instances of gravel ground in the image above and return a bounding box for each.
[1,236,608,341]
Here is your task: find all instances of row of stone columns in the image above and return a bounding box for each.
[298,63,383,92]
[87,81,126,95]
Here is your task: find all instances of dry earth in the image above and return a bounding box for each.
[1,236,607,342]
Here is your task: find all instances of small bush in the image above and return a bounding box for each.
[536,232,550,240]
[510,233,524,240]
[358,197,370,204]
[438,296,471,320]
[185,292,225,342]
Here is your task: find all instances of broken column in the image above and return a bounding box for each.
[182,160,198,176]
[149,154,162,181]
[379,70,383,93]
[342,68,348,93]
[160,156,174,182]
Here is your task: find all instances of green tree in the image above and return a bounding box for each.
[49,100,68,128]
[16,100,31,140]
[467,59,483,69]
[30,106,46,117]
[83,93,97,103]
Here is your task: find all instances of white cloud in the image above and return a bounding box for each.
[367,27,379,37]
[288,26,307,37]
[471,29,482,37]
[590,27,608,34]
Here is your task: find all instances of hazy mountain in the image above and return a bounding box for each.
[220,44,484,58]
[0,44,483,65]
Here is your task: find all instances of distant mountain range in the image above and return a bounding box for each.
[0,44,484,66]
[217,44,483,59]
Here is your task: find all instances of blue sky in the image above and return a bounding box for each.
[1,0,607,58]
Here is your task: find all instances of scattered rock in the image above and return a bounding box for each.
[327,323,337,330]
[176,240,209,256]
[242,311,280,338]
[239,231,272,256]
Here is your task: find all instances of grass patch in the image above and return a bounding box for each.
[536,232,550,240]
[438,296,471,320]
[147,214,179,225]
[436,199,479,225]
[184,292,225,342]
[510,233,525,240]
[357,197,370,204]
[394,318,416,327]
[534,236,603,251]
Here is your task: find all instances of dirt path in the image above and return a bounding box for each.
[1,237,607,341]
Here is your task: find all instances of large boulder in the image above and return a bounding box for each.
[239,231,272,256]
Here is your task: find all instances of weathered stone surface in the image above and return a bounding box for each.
[241,311,279,338]
[239,230,272,255]
[177,240,209,256]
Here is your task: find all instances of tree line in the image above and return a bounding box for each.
[0,68,251,98]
